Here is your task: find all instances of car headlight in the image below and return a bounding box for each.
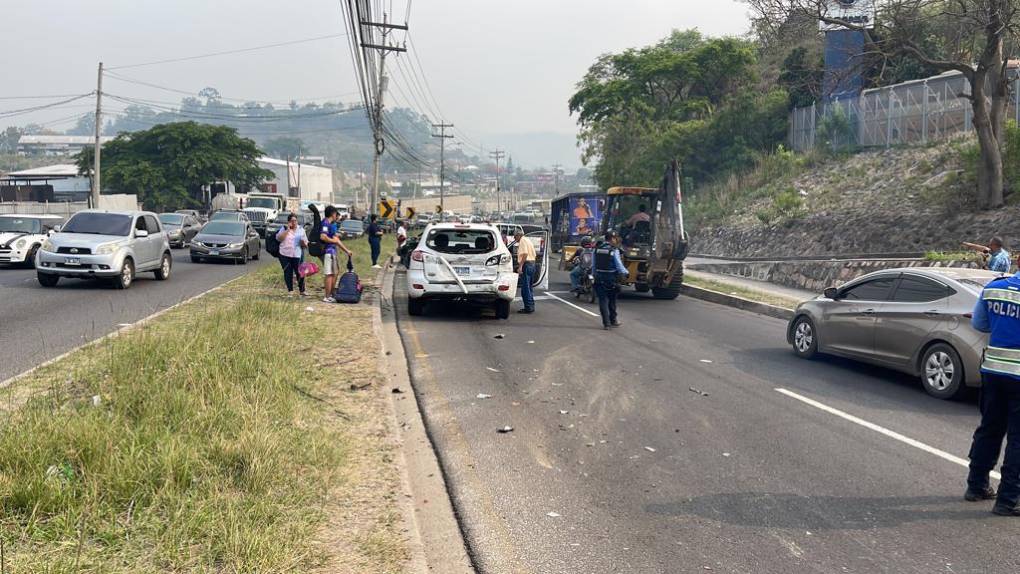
[41,239,55,252]
[227,243,243,249]
[15,239,27,249]
[95,242,121,255]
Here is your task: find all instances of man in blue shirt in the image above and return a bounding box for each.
[986,237,1011,273]
[968,259,1020,515]
[593,230,629,330]
[320,206,352,303]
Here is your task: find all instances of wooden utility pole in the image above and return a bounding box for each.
[489,149,505,217]
[432,123,453,218]
[92,62,103,209]
[552,163,562,196]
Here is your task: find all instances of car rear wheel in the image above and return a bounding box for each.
[791,316,817,359]
[154,253,172,280]
[494,299,510,320]
[239,248,248,265]
[115,259,134,289]
[921,343,966,400]
[37,272,59,287]
[408,297,425,316]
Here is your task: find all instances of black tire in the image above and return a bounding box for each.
[154,253,172,280]
[115,259,134,290]
[587,285,596,304]
[495,299,510,319]
[920,343,966,400]
[790,315,818,359]
[37,272,59,287]
[651,270,684,300]
[635,283,651,293]
[408,298,425,316]
[24,245,39,269]
[252,246,260,260]
[239,248,248,265]
[191,255,202,263]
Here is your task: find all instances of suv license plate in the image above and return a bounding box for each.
[210,250,220,256]
[65,257,80,265]
[454,266,471,276]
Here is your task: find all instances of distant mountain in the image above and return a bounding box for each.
[473,131,582,171]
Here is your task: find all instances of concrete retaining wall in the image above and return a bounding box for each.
[688,258,978,293]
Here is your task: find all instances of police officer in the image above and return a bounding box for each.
[967,257,1020,515]
[593,230,629,330]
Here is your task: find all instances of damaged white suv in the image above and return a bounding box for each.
[406,223,547,319]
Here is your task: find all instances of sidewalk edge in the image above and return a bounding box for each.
[372,258,475,574]
[683,284,794,321]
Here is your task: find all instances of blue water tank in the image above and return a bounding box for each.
[824,30,866,100]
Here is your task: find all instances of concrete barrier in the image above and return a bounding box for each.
[683,284,794,321]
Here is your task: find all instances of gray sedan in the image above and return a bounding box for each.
[787,267,1000,400]
[190,221,261,264]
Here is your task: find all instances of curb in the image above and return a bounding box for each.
[683,284,794,321]
[372,256,474,574]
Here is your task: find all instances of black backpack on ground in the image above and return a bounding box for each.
[336,257,363,303]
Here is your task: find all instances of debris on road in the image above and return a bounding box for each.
[527,340,535,344]
[391,387,404,394]
[644,446,657,453]
[722,452,731,457]
[476,393,493,399]
[546,511,561,517]
[700,359,713,364]
[486,367,501,373]
[688,387,710,397]
[559,410,569,415]
[494,333,505,339]
[497,425,514,433]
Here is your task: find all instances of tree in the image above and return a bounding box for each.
[67,113,96,136]
[778,47,823,108]
[264,136,306,159]
[744,0,1020,209]
[75,122,273,211]
[0,126,21,154]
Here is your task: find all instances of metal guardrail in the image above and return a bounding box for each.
[688,252,927,263]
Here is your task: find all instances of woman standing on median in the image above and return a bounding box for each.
[276,213,309,296]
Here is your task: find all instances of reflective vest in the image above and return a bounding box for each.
[594,243,620,284]
[980,280,1020,379]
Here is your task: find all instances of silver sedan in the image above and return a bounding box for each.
[787,267,1000,400]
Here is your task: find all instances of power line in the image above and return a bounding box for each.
[108,33,350,70]
[0,93,95,119]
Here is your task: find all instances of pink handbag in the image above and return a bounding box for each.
[298,261,319,277]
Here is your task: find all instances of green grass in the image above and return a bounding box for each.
[0,240,405,572]
[685,274,801,310]
[924,250,980,264]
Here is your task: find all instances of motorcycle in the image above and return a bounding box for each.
[572,251,596,304]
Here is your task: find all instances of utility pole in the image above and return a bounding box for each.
[489,149,505,217]
[432,123,453,218]
[92,62,103,209]
[552,163,562,196]
[359,13,407,217]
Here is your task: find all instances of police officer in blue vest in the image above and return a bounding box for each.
[968,258,1020,515]
[593,230,629,330]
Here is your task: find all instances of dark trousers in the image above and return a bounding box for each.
[519,261,536,310]
[280,256,305,293]
[594,278,618,327]
[369,237,381,265]
[968,372,1020,505]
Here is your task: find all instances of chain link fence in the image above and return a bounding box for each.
[790,71,1020,151]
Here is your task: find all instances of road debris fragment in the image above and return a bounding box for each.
[476,393,493,399]
[688,387,710,397]
[486,367,501,373]
[644,446,657,453]
[546,511,561,517]
[391,388,404,394]
[494,333,505,339]
[700,359,713,364]
[497,425,514,433]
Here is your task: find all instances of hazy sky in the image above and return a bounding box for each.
[3,0,752,166]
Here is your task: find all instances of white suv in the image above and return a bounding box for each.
[406,223,525,319]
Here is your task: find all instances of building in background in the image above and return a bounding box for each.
[0,164,90,202]
[256,157,333,202]
[17,135,114,157]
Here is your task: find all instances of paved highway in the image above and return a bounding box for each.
[393,269,1020,574]
[0,249,270,382]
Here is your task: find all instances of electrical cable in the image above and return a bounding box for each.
[108,33,350,70]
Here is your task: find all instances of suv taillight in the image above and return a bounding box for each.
[411,250,424,262]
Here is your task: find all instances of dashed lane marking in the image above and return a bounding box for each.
[776,387,1000,481]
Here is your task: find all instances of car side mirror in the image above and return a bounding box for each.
[136,229,149,238]
[823,287,839,300]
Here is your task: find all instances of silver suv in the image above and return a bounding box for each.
[36,210,172,289]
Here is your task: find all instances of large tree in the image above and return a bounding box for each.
[75,122,272,210]
[745,0,1020,209]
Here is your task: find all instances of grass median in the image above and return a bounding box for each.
[0,235,405,572]
[685,274,802,310]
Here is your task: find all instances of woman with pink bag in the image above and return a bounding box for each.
[275,213,309,296]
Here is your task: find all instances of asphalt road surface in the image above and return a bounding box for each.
[393,269,1020,574]
[0,248,270,382]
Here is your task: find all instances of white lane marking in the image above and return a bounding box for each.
[545,291,600,318]
[776,387,1000,481]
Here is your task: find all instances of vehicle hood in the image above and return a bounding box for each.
[0,231,42,247]
[194,233,243,244]
[50,232,129,248]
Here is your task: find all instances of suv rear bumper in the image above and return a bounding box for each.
[407,270,518,302]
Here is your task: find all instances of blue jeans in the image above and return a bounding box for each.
[969,372,1020,505]
[369,237,381,265]
[520,261,536,311]
[570,265,585,290]
[594,277,618,327]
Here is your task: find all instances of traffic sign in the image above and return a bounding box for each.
[435,205,443,214]
[378,199,396,219]
[405,207,416,219]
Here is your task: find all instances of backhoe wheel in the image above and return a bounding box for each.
[652,270,684,300]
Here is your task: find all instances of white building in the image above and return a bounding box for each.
[17,135,114,157]
[257,157,333,202]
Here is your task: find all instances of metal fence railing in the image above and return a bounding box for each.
[0,201,85,217]
[789,72,1020,151]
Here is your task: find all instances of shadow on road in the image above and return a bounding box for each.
[646,493,989,530]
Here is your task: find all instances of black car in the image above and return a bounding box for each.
[190,220,261,264]
[159,213,201,248]
[339,219,365,239]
